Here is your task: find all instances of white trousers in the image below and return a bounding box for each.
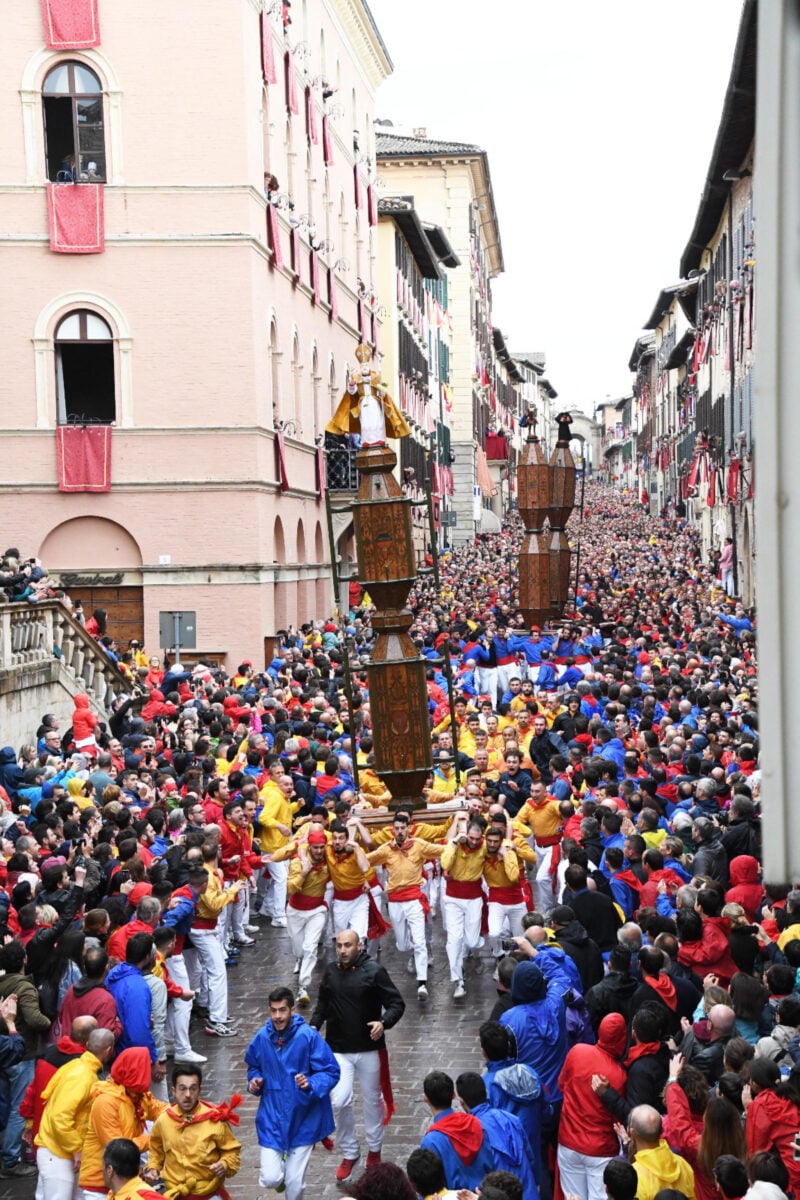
[36,1148,80,1200]
[286,905,328,989]
[188,927,229,1024]
[259,1144,313,1200]
[331,1051,384,1159]
[260,859,289,919]
[487,900,528,956]
[443,895,483,982]
[532,844,556,914]
[218,883,246,944]
[332,894,369,941]
[165,953,193,1056]
[476,665,499,700]
[557,1143,613,1200]
[722,565,735,596]
[387,898,428,981]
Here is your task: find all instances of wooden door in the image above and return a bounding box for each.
[77,586,144,650]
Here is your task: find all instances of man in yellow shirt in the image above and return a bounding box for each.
[144,1065,241,1199]
[426,755,459,804]
[188,842,242,1038]
[367,815,445,1001]
[626,1104,695,1200]
[35,1027,116,1200]
[326,819,371,942]
[286,830,331,1006]
[517,781,563,912]
[255,774,299,928]
[482,824,526,966]
[440,817,488,1001]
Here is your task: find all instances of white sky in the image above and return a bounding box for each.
[367,0,744,416]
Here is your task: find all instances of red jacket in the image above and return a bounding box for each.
[725,855,762,922]
[59,979,123,1041]
[746,1087,800,1195]
[218,820,261,881]
[677,916,738,984]
[107,917,155,963]
[664,1079,715,1200]
[19,1036,85,1136]
[638,868,684,910]
[558,1013,628,1156]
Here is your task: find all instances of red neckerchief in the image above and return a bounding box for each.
[625,1040,662,1066]
[165,1095,242,1128]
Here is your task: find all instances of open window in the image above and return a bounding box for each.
[43,61,105,182]
[55,310,115,424]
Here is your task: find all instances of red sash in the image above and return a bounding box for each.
[367,893,391,940]
[333,886,364,901]
[445,879,483,900]
[387,886,431,917]
[288,894,326,911]
[488,884,525,905]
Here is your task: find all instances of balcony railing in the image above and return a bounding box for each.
[326,447,360,492]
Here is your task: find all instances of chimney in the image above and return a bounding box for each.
[412,126,427,140]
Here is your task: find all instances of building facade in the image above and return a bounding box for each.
[2,0,391,665]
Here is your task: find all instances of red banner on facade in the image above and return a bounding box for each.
[47,183,104,254]
[275,431,290,492]
[306,86,318,144]
[56,426,111,492]
[41,0,99,49]
[285,51,299,114]
[267,204,283,269]
[260,12,277,84]
[322,116,334,166]
[328,268,338,323]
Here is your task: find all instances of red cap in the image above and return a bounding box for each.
[307,830,327,845]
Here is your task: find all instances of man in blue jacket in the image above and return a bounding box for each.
[456,1072,539,1200]
[500,961,567,1108]
[420,1070,495,1190]
[246,986,340,1200]
[106,932,158,1064]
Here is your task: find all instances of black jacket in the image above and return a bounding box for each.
[310,951,405,1053]
[679,1028,731,1084]
[585,970,638,1031]
[721,818,760,862]
[692,836,729,887]
[601,1044,670,1121]
[555,920,604,993]
[630,975,698,1039]
[567,888,623,952]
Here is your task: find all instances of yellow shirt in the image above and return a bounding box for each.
[197,867,238,920]
[359,769,392,806]
[36,1051,105,1158]
[778,921,800,951]
[517,798,561,841]
[367,838,445,890]
[441,841,487,881]
[371,819,447,846]
[256,791,299,852]
[287,854,330,898]
[483,846,521,888]
[79,1079,166,1188]
[326,845,369,892]
[146,1102,241,1197]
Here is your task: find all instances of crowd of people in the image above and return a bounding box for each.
[0,480,786,1200]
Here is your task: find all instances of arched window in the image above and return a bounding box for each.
[55,309,115,424]
[291,333,303,428]
[43,61,105,182]
[311,346,321,436]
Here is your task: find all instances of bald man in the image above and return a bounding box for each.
[678,1002,735,1084]
[626,1104,695,1200]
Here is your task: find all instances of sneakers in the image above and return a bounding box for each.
[417,983,428,1001]
[406,957,416,975]
[204,1022,237,1037]
[292,958,301,974]
[296,987,310,1006]
[453,981,466,1001]
[271,917,288,928]
[366,1151,382,1168]
[244,924,260,934]
[335,1157,360,1182]
[224,955,239,967]
[174,1049,207,1064]
[0,1163,37,1178]
[233,936,256,947]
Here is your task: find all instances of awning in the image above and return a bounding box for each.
[479,508,501,533]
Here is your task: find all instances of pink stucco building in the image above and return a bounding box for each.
[1,0,391,666]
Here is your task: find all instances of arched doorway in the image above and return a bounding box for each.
[40,516,144,645]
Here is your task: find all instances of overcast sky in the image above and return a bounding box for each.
[368,0,744,416]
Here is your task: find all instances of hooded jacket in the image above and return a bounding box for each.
[677,916,738,984]
[633,1139,697,1200]
[745,1087,800,1194]
[245,1013,339,1153]
[141,690,177,723]
[106,963,157,1062]
[72,694,99,744]
[470,1102,537,1199]
[79,1047,166,1189]
[725,855,763,921]
[553,919,605,992]
[59,975,122,1041]
[664,1080,717,1200]
[0,747,25,800]
[600,1042,670,1125]
[35,1049,105,1158]
[558,1013,628,1156]
[483,1057,542,1170]
[585,969,638,1031]
[500,962,568,1102]
[691,834,729,887]
[421,1109,496,1191]
[19,1034,83,1136]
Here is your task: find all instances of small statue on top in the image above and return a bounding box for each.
[325,343,411,446]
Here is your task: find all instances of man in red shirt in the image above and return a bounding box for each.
[218,800,266,952]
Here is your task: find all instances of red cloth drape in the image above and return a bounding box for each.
[284,51,299,115]
[354,166,363,210]
[290,228,301,281]
[328,268,338,323]
[306,86,318,144]
[260,12,277,84]
[56,426,112,492]
[322,116,334,166]
[707,468,716,507]
[275,431,289,492]
[47,183,104,254]
[367,183,377,227]
[310,249,320,305]
[41,0,99,48]
[727,458,740,503]
[267,204,283,269]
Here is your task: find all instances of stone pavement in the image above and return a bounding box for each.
[0,916,502,1200]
